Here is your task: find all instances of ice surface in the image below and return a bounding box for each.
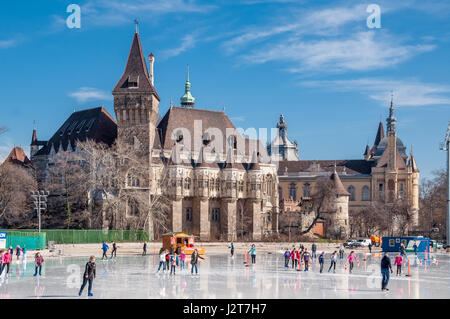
[0,251,448,299]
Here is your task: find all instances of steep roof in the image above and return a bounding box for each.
[278,160,373,175]
[112,32,160,100]
[4,146,32,167]
[373,121,385,147]
[330,171,350,196]
[35,107,117,156]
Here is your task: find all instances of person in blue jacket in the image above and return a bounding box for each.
[101,242,109,260]
[318,252,325,273]
[283,248,290,268]
[249,244,256,264]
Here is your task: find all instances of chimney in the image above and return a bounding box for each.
[148,53,154,86]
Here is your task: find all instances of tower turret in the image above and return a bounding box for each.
[180,64,195,107]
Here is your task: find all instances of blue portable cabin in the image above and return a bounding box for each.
[382,236,430,253]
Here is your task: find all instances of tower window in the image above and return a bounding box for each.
[399,183,404,199]
[289,183,297,201]
[211,208,220,222]
[378,184,384,200]
[303,183,311,197]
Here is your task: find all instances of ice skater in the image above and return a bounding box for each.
[328,251,337,273]
[400,243,406,257]
[318,252,325,273]
[79,256,96,297]
[157,249,167,272]
[33,252,44,276]
[249,244,256,264]
[311,243,317,259]
[368,242,372,253]
[180,251,186,270]
[394,253,403,276]
[165,250,170,271]
[1,249,12,276]
[229,241,234,257]
[110,242,117,259]
[303,249,311,271]
[283,248,290,268]
[22,246,27,263]
[101,241,109,260]
[339,245,345,260]
[290,247,298,269]
[413,242,418,255]
[142,242,147,256]
[15,245,21,260]
[191,249,204,275]
[170,254,177,275]
[347,251,358,274]
[381,252,393,291]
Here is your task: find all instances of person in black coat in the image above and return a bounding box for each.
[380,253,393,291]
[79,256,96,297]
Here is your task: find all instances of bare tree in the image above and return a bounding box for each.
[236,201,253,240]
[0,163,37,228]
[299,178,337,235]
[77,135,170,236]
[420,169,447,238]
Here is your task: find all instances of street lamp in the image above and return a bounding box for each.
[31,190,49,233]
[439,122,450,251]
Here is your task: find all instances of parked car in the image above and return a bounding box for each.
[343,239,358,248]
[356,239,372,247]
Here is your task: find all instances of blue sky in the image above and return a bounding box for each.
[1,0,449,180]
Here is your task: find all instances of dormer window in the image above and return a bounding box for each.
[127,75,139,88]
[85,118,95,132]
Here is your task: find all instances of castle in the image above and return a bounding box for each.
[30,30,279,241]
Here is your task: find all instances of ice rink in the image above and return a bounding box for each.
[0,251,448,299]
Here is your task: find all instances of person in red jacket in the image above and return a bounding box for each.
[289,247,298,269]
[1,250,12,275]
[394,253,403,276]
[34,252,44,276]
[165,251,170,271]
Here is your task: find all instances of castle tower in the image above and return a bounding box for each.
[328,165,350,239]
[112,28,160,235]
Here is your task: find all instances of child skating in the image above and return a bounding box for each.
[79,256,96,297]
[328,251,337,273]
[347,251,358,274]
[394,253,403,276]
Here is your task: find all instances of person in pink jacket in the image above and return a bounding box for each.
[394,253,403,276]
[347,251,358,274]
[0,250,12,275]
[34,252,45,276]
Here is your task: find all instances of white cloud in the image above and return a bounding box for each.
[82,0,216,27]
[301,78,450,107]
[69,87,111,103]
[242,31,435,73]
[0,39,19,49]
[161,34,197,60]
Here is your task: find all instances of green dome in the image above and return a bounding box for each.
[180,65,195,107]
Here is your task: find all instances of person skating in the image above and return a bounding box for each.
[311,243,317,259]
[79,256,96,297]
[289,247,298,269]
[381,252,393,291]
[101,242,109,260]
[368,242,372,253]
[400,243,406,257]
[413,242,418,255]
[394,253,403,276]
[328,251,337,273]
[142,242,147,256]
[249,244,256,264]
[347,251,358,274]
[157,249,167,272]
[110,242,117,259]
[283,248,290,268]
[339,245,345,260]
[1,249,12,275]
[22,246,27,263]
[180,251,186,270]
[0,251,4,276]
[165,250,170,271]
[302,249,311,271]
[318,252,325,273]
[33,252,44,276]
[170,254,177,275]
[229,241,234,257]
[16,245,21,260]
[191,249,204,275]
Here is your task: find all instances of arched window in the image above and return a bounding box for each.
[127,199,139,217]
[303,183,311,197]
[289,183,297,201]
[362,186,370,201]
[347,185,355,201]
[127,171,140,188]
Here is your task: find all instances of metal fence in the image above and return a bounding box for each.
[3,231,46,250]
[1,229,150,245]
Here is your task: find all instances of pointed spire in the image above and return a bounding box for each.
[373,121,385,147]
[386,91,396,134]
[134,19,139,34]
[31,128,37,144]
[180,64,195,107]
[330,170,350,196]
[408,146,418,172]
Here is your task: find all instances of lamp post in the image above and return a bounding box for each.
[439,122,450,251]
[31,190,49,233]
